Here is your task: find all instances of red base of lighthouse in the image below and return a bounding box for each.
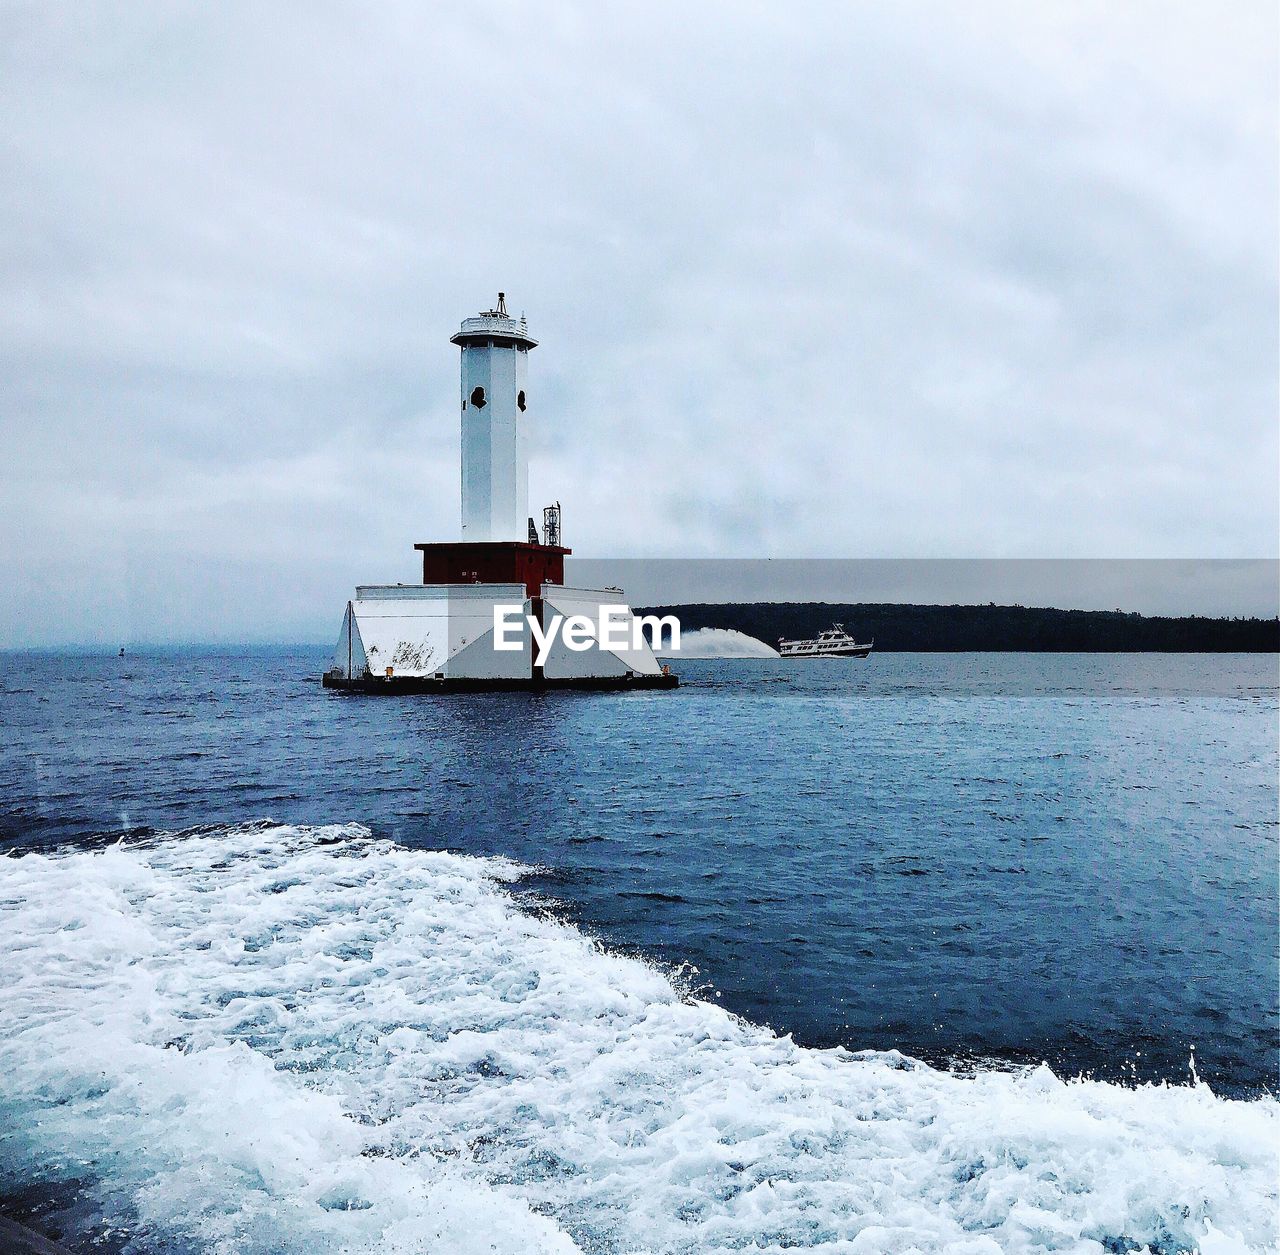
[412,541,571,598]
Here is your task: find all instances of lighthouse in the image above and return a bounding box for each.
[322,294,677,692]
[453,292,533,542]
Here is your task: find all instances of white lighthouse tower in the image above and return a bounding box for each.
[323,293,675,692]
[451,292,535,542]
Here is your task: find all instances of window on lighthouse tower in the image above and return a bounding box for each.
[470,386,486,409]
[517,390,526,411]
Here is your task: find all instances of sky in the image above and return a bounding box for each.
[1,2,1276,643]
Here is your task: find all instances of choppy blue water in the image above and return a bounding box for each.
[0,650,1276,1253]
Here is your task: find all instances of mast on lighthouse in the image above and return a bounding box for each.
[450,292,538,542]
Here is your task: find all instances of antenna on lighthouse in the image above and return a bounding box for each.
[543,501,561,548]
[496,291,508,317]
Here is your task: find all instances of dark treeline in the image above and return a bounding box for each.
[635,602,1280,652]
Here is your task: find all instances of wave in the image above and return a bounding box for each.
[0,824,1274,1254]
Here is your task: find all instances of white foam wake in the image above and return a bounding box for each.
[1,824,1275,1254]
[662,628,780,658]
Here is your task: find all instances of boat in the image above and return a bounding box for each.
[777,623,873,658]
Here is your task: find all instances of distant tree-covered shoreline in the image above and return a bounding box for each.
[635,602,1280,652]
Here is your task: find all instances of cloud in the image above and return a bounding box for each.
[0,2,1274,643]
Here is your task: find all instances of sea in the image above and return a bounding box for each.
[0,649,1276,1254]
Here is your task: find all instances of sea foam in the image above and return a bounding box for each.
[1,824,1275,1254]
[661,628,780,658]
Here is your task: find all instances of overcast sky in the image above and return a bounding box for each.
[1,2,1276,643]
